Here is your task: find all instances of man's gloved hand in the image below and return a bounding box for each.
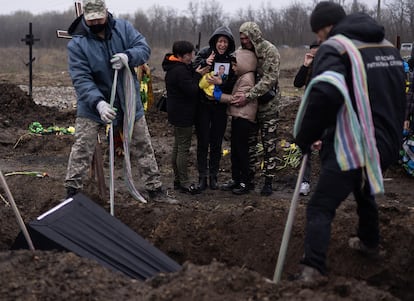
[110,53,129,70]
[213,85,222,102]
[96,101,116,123]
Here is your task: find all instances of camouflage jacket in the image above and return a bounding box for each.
[239,22,280,101]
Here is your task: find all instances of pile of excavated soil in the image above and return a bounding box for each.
[0,80,413,301]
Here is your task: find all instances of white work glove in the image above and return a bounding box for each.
[96,100,116,123]
[110,53,129,70]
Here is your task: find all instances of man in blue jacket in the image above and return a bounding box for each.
[64,0,176,204]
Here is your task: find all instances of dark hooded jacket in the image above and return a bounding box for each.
[194,26,236,97]
[162,54,202,127]
[67,13,150,125]
[295,13,406,169]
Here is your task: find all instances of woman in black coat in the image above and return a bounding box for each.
[193,25,237,191]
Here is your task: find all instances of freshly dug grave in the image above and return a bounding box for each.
[0,79,413,301]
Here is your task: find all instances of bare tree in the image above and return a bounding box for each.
[187,1,201,47]
[405,0,414,40]
[279,4,311,46]
[385,0,410,41]
[133,10,152,40]
[350,0,369,14]
[0,0,411,50]
[199,0,225,40]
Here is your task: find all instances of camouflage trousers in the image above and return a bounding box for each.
[248,95,280,180]
[65,116,162,191]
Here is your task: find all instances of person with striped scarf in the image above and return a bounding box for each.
[294,1,406,282]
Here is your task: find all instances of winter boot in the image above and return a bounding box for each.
[148,187,179,204]
[179,183,201,195]
[220,179,239,191]
[295,265,327,284]
[299,182,310,196]
[348,237,385,258]
[209,176,218,190]
[198,177,208,191]
[232,182,250,195]
[260,177,273,196]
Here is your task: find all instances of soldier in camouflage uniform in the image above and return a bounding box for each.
[64,0,177,204]
[232,21,281,196]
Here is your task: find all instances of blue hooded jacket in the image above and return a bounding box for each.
[67,13,150,124]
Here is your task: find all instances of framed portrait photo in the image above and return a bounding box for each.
[213,62,230,79]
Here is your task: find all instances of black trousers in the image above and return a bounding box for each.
[302,154,312,183]
[195,101,227,178]
[231,117,256,184]
[301,142,380,274]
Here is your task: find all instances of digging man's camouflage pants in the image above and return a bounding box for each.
[65,116,162,191]
[248,95,280,181]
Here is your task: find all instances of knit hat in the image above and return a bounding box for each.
[83,0,107,21]
[310,1,346,33]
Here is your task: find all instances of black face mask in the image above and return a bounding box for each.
[89,23,106,34]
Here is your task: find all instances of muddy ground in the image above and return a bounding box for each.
[0,71,413,301]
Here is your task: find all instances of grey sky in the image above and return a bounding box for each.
[1,0,380,16]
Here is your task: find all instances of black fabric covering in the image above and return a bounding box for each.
[12,193,181,280]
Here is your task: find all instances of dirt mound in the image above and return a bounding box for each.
[0,251,399,301]
[0,79,413,301]
[0,82,75,131]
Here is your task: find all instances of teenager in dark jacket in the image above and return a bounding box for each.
[293,40,320,196]
[193,26,237,191]
[294,2,406,281]
[162,41,209,194]
[293,41,319,88]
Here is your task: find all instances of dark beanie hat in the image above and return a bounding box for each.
[310,1,346,33]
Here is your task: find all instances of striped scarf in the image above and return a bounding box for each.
[294,34,384,194]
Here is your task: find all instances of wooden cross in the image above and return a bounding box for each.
[56,1,83,39]
[21,22,40,99]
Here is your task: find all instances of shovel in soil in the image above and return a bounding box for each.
[0,169,35,250]
[273,154,308,284]
[108,69,119,216]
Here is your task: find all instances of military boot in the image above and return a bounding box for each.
[260,177,273,196]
